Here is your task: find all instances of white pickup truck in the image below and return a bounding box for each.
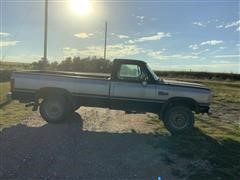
[11,59,212,134]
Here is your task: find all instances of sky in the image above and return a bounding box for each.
[0,0,240,73]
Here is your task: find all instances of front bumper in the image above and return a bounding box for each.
[199,105,210,114]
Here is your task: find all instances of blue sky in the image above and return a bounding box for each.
[1,0,239,73]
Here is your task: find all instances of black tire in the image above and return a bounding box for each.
[40,96,70,123]
[163,106,194,135]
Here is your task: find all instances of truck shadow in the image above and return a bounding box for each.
[0,112,239,180]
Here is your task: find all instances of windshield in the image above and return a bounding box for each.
[146,64,159,81]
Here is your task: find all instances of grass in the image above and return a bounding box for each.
[0,61,32,70]
[164,77,240,103]
[148,78,240,179]
[0,82,33,129]
[200,80,240,103]
[0,101,33,130]
[0,82,10,102]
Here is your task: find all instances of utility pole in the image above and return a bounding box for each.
[104,21,107,60]
[43,0,48,64]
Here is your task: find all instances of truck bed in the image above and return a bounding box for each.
[12,70,111,98]
[15,70,110,80]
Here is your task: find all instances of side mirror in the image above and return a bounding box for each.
[142,80,147,86]
[140,73,147,81]
[140,74,148,86]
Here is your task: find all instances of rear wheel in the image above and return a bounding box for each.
[40,96,70,123]
[163,106,194,134]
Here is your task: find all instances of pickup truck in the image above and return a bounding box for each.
[11,59,212,134]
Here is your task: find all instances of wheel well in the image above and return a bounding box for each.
[161,97,199,116]
[36,87,73,105]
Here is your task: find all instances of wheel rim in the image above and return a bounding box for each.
[169,112,189,130]
[45,101,63,120]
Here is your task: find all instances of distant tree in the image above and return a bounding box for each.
[31,56,113,73]
[58,57,73,71]
[49,61,58,70]
[57,56,112,73]
[32,58,49,70]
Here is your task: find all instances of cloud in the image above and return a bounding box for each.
[147,50,163,57]
[192,22,206,27]
[189,44,199,50]
[134,15,145,26]
[225,20,240,28]
[200,40,223,46]
[0,41,19,47]
[136,15,144,20]
[74,32,94,39]
[111,33,129,39]
[147,50,199,60]
[219,46,226,50]
[3,54,42,63]
[189,40,223,51]
[192,49,209,55]
[225,20,240,31]
[127,40,135,44]
[216,25,223,28]
[0,32,10,37]
[118,35,129,39]
[150,17,158,21]
[150,63,239,73]
[63,43,144,59]
[214,54,240,58]
[211,60,230,64]
[130,32,171,43]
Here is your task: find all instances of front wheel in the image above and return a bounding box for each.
[163,106,194,135]
[40,97,70,123]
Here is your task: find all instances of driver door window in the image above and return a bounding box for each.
[118,64,142,81]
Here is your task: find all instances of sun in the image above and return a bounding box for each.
[69,0,92,16]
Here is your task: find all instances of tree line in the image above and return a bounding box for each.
[0,57,239,82]
[31,56,112,73]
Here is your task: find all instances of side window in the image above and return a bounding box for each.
[118,64,142,81]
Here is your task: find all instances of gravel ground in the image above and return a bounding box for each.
[1,104,239,180]
[0,107,187,180]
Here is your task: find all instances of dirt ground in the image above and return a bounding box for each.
[0,104,239,180]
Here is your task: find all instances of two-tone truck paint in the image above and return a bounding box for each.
[11,59,212,134]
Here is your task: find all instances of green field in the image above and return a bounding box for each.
[0,82,10,102]
[0,82,33,129]
[167,78,240,103]
[0,61,32,70]
[0,101,33,130]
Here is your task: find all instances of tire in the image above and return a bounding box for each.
[40,96,70,123]
[163,106,194,135]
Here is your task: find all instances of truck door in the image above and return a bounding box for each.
[110,63,156,112]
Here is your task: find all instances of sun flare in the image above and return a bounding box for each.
[69,0,92,16]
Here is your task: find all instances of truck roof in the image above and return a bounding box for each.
[113,59,146,64]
